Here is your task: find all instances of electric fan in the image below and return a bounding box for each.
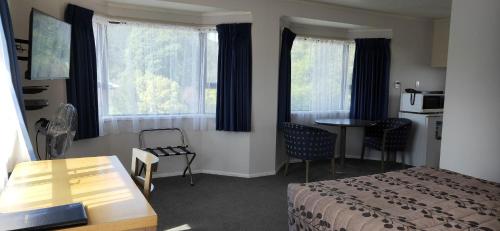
[35,104,78,160]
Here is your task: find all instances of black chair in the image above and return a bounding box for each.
[282,122,337,183]
[361,118,412,170]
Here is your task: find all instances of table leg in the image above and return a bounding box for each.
[340,126,346,168]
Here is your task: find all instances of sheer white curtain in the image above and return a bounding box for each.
[0,20,31,191]
[290,37,355,125]
[93,16,217,135]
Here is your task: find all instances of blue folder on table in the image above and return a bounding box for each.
[0,203,87,230]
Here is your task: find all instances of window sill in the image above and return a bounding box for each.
[101,114,215,121]
[291,110,350,114]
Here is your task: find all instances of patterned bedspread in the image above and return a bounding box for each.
[288,167,500,231]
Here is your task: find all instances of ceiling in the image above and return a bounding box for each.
[284,16,371,29]
[105,0,224,13]
[105,0,451,19]
[306,0,452,19]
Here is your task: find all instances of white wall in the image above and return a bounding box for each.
[10,0,446,178]
[440,0,500,183]
[9,0,254,177]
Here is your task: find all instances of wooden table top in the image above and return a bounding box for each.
[0,156,157,230]
[315,119,374,127]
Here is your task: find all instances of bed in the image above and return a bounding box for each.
[288,167,500,231]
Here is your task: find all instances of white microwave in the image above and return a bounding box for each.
[400,93,444,113]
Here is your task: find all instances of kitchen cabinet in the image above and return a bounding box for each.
[431,19,450,67]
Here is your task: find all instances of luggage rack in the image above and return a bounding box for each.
[139,128,196,186]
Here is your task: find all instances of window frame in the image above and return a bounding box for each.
[95,18,218,119]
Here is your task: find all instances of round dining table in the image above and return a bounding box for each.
[315,119,374,168]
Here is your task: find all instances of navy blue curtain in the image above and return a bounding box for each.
[0,0,25,120]
[216,23,252,132]
[277,28,296,128]
[65,4,99,140]
[350,38,391,121]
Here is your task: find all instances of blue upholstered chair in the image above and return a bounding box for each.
[282,122,337,183]
[361,118,412,170]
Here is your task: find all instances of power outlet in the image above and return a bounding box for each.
[415,81,420,89]
[394,81,401,89]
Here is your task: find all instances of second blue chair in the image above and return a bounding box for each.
[282,122,337,183]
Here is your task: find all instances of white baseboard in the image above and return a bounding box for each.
[346,153,405,162]
[153,155,380,180]
[247,171,277,178]
[345,154,380,161]
[153,168,276,179]
[200,169,253,178]
[153,170,202,178]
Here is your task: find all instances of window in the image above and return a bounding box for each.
[290,37,355,123]
[95,19,217,117]
[93,18,218,134]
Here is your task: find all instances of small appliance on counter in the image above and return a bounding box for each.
[400,89,444,114]
[399,89,444,168]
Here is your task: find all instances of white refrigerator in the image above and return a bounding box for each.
[399,112,443,168]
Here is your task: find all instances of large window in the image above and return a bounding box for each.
[95,19,218,117]
[93,17,218,134]
[291,37,355,123]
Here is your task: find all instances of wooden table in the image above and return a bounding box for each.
[315,119,374,168]
[0,156,157,230]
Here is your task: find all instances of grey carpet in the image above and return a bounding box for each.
[150,158,406,231]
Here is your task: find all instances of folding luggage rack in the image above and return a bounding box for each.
[139,128,196,186]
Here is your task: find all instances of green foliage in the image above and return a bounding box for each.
[104,24,217,116]
[205,88,217,114]
[135,72,186,114]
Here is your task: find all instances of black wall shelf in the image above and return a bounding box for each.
[15,38,29,61]
[23,86,48,94]
[24,99,48,111]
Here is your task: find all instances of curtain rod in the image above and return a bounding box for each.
[295,33,353,42]
[95,14,218,28]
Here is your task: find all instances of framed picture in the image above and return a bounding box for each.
[15,38,29,61]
